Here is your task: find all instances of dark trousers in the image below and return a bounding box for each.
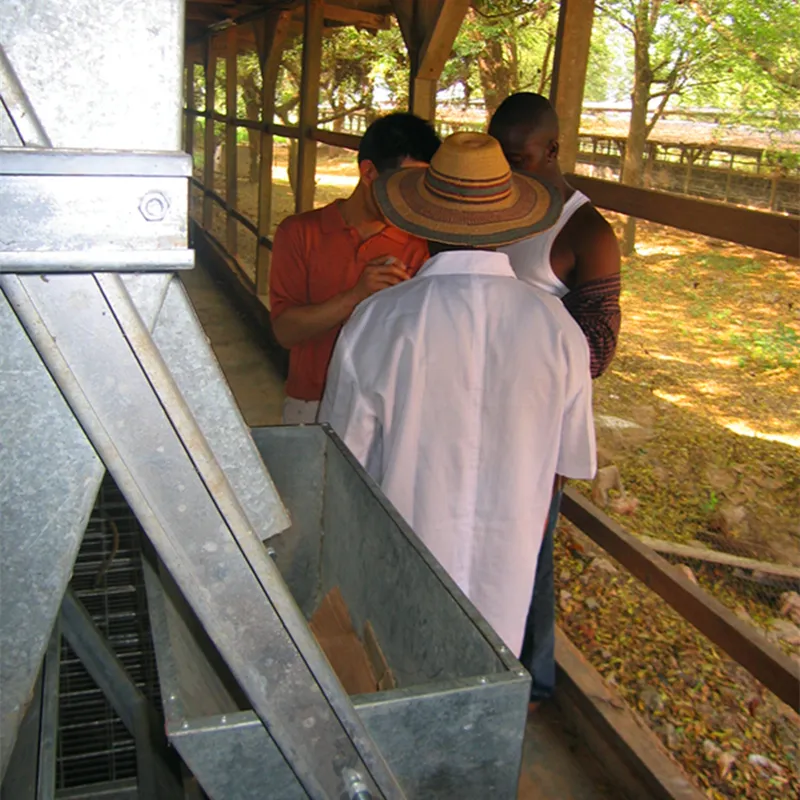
[519,488,563,701]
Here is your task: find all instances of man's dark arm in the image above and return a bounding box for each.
[563,209,621,378]
[562,273,621,378]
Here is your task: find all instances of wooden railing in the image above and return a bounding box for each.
[561,488,799,709]
[184,106,799,261]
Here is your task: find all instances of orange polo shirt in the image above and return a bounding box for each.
[270,201,429,401]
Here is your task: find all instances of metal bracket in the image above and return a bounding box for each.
[0,149,194,272]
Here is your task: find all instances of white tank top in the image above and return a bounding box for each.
[501,189,591,299]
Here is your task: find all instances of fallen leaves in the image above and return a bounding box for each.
[554,524,800,799]
[780,591,800,625]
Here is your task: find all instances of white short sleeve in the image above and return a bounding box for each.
[556,336,597,480]
[319,333,378,468]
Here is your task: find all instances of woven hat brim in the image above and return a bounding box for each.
[374,167,563,247]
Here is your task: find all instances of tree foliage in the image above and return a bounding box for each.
[595,0,799,254]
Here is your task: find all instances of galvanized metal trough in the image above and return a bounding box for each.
[145,425,530,799]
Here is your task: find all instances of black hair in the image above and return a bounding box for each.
[488,92,558,139]
[358,112,441,173]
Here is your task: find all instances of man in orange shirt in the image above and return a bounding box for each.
[269,113,441,423]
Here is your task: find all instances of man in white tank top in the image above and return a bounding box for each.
[489,93,621,708]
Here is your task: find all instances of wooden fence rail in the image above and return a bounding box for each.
[560,488,800,709]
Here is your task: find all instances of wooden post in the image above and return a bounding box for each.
[724,151,734,202]
[255,11,292,297]
[226,26,238,255]
[296,0,324,213]
[184,62,194,156]
[391,0,470,121]
[549,0,596,174]
[202,43,217,230]
[683,147,695,194]
[769,170,780,211]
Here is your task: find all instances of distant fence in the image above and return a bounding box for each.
[576,134,800,216]
[326,109,800,216]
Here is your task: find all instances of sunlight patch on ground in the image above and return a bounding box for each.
[694,380,734,397]
[652,389,694,409]
[271,167,358,188]
[650,351,693,364]
[634,243,686,257]
[724,420,800,449]
[708,355,740,368]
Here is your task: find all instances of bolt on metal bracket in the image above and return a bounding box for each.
[0,149,194,273]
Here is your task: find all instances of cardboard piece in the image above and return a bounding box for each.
[309,587,382,695]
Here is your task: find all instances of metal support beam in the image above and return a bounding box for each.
[226,25,238,255]
[255,10,292,296]
[392,0,470,121]
[549,0,596,173]
[296,0,324,213]
[2,270,404,799]
[202,43,217,229]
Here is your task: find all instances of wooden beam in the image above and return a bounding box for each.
[256,10,292,297]
[184,62,195,157]
[296,0,324,213]
[320,3,391,29]
[392,0,470,121]
[554,630,705,800]
[202,44,217,229]
[226,25,238,255]
[639,536,800,581]
[567,174,800,258]
[550,0,596,173]
[310,128,361,151]
[560,487,800,709]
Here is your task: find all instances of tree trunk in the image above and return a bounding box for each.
[621,20,652,256]
[477,38,516,122]
[241,71,262,184]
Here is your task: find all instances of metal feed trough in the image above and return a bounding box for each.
[144,425,530,799]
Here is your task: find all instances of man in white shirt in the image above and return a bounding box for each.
[320,132,596,655]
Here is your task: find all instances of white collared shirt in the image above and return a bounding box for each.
[320,250,596,654]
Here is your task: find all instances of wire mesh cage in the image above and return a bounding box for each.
[56,476,164,792]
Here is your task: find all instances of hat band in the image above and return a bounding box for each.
[424,166,512,205]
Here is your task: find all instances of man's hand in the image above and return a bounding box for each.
[350,257,409,304]
[271,257,410,349]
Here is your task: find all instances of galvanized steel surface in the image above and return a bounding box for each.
[0,291,103,773]
[0,0,185,768]
[321,430,514,685]
[0,151,192,272]
[148,426,529,799]
[0,0,184,151]
[3,270,402,798]
[0,0,289,777]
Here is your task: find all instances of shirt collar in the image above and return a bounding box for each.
[416,250,515,279]
[319,200,410,244]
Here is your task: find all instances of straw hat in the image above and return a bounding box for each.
[373,132,562,247]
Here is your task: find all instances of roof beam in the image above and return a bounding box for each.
[391,0,470,120]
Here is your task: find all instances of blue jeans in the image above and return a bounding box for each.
[519,488,563,701]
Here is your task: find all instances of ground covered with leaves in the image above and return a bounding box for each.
[560,217,799,797]
[554,525,799,799]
